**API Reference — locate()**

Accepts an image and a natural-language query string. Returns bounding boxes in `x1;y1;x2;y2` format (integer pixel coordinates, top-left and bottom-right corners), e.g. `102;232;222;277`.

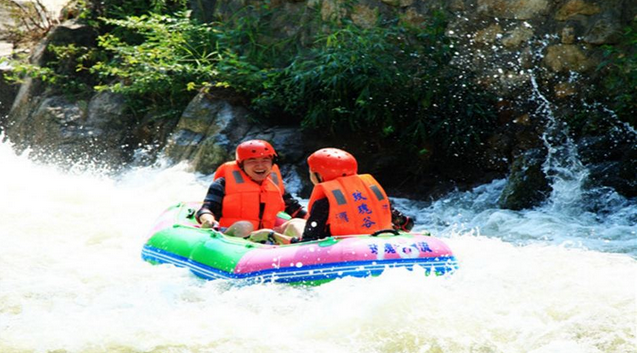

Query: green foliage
3;0;193;110
92;12;220;117
209;3;316;96
7;44;103;97
88;3;301;119
87;2;310;119
209;5;296;95
216;5;283;65
80;6;496;160
7;1;497;166
253;15;497;157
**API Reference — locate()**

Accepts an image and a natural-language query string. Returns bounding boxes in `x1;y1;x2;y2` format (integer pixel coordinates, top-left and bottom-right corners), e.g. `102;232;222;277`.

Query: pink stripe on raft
234;234;453;274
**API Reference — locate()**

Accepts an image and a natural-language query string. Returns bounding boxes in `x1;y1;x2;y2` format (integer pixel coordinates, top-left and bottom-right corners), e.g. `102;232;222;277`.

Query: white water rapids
0;137;635;353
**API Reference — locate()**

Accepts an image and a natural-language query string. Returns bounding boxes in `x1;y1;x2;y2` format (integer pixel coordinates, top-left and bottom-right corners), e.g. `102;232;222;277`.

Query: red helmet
307;148;358;182
235;140;277;163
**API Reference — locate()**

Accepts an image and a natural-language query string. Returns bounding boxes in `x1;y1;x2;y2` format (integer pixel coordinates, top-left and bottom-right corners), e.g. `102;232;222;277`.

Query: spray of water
401;71;637;256
527;76;588;216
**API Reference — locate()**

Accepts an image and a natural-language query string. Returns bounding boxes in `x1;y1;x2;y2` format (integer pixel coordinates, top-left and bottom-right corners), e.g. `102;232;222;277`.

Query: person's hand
401;216;415;232
200;214;218;229
391;209;415;232
248;229;275;243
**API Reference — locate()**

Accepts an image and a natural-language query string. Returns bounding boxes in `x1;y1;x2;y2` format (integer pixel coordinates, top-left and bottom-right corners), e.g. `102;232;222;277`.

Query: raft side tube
142;243;458;284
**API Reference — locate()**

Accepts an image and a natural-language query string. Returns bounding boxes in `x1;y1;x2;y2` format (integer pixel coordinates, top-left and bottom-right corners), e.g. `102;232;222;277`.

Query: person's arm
300;198;330;242
196;178;225;228
390;204;415;231
283;192;307;219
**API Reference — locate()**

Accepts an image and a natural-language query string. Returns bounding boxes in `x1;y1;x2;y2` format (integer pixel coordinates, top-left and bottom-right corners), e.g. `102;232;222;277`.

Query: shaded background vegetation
2;0;635;197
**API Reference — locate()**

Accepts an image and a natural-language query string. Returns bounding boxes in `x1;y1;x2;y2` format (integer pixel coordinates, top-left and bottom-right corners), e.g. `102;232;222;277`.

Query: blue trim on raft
142;244;459;283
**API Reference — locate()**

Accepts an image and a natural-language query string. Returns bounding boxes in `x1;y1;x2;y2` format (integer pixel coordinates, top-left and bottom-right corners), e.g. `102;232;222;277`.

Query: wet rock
164;91;249;173
321;0;347;22
583;15;622;44
555;0;601;21
0;68;18;126
502;25;534;48
492;70;532;95
164;90;305;175
577;134;637;198
543;44;595;72
474;24;503;45
586;161;636;198
477;0;550;20
5;91;134;166
554;82;578;99
44;19;96;48
498;148;551;210
401;8;425;27
560;26;577;44
351;5;378;28
5;19;99;143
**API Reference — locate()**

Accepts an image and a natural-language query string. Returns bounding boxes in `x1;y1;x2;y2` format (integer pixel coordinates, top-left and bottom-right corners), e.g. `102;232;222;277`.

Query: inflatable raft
142;202;458;285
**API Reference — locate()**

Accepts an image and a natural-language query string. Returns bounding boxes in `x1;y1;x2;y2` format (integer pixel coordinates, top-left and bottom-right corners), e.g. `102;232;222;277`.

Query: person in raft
249;147;414;244
196;139;306;238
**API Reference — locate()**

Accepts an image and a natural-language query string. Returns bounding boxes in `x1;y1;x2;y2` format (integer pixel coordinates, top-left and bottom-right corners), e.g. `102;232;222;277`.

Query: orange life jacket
307;174;392;236
215;162;285;229
214;161;285;193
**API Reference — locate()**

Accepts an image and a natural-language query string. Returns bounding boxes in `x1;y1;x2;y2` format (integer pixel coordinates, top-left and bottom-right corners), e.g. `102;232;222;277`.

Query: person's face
242;157;273;183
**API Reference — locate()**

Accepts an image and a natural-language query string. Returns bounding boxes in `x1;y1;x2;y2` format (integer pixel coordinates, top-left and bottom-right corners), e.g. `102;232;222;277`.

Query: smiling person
195;140;306;238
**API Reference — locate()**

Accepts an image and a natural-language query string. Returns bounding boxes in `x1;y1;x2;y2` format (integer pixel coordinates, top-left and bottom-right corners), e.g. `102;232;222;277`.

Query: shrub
252;15;497;158
7;43;101;97
91;12;219;118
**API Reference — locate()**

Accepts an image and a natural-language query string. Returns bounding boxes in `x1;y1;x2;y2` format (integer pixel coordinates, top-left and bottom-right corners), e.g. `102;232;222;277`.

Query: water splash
404;74;637;256
531;75;590;215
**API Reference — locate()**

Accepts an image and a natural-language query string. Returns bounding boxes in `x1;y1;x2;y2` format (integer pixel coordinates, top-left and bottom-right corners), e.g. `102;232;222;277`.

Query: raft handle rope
370;228;401;237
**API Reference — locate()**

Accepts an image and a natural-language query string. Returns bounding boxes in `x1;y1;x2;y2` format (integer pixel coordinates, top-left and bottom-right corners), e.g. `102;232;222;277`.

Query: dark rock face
4;91;137;167
164;91;306;176
0;69;17;126
578;133;637;198
498;148;551;210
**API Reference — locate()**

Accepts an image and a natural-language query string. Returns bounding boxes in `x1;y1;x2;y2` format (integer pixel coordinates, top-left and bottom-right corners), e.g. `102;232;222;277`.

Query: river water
0;134;635;353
